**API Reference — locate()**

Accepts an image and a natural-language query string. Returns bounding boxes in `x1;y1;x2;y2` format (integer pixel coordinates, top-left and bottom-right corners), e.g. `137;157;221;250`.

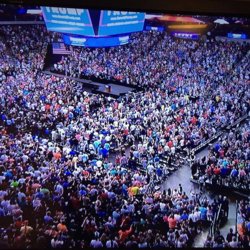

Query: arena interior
0;3;249;249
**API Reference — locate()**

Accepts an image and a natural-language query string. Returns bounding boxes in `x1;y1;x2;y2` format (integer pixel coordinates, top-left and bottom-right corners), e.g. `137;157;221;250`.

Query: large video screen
41;6;95;36
41;7;145;37
63;34;130;47
98;10;145;36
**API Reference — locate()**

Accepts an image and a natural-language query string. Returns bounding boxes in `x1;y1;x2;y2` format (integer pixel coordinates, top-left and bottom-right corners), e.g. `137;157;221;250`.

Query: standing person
204;236;214;248
190;152;196;166
168;154;172;168
226;228;236;243
198;175;205;194
214;230;225;248
191;160;198;179
167;188;172;197
106;237;118;248
222;196;229;219
178;184;183;195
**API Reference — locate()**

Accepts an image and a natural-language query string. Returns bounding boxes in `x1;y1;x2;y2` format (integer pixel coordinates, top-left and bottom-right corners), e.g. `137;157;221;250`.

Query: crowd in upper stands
206;122;249;189
53;31;249;88
0;24;249;248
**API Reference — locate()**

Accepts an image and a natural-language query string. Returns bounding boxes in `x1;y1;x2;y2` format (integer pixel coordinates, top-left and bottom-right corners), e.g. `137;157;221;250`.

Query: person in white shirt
193;208;201;223
51;236;64;248
229;237;238;248
106;239;118;248
55;183;64;196
90;237;103;248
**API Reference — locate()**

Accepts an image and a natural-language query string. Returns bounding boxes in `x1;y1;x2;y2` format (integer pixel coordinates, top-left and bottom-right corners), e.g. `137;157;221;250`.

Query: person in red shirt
191;116;198;125
168;214;177;229
213;166;221;175
167;141;173;148
45;104;50;112
53;152;61;160
118;225;133;244
219;148;225;158
124;128;129;136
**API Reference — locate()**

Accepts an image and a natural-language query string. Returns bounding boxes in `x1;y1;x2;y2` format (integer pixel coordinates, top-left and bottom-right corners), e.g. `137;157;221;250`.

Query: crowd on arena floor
0;24;249;248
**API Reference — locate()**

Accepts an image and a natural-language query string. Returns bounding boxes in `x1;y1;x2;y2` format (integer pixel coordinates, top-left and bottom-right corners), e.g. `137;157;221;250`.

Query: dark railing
208;203;222;238
235;200;239;241
191;112;249;155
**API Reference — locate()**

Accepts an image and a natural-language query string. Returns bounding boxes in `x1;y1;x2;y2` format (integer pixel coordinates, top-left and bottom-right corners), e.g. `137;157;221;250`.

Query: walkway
160;143;238;247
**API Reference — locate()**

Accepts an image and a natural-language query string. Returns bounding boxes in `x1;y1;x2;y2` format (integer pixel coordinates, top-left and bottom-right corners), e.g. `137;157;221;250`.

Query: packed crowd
52;31;250;155
209;122;249;189
52;31;249;88
0;24;249;248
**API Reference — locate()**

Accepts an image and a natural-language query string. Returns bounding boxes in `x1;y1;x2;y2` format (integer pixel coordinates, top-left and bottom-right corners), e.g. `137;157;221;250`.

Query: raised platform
92;82;135;98
43;71;136;98
190;177;249;198
205;181;249;198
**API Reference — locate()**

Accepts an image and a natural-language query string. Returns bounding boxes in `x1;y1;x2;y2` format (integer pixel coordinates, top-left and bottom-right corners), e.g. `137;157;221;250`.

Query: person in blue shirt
156;167;163;180
171;103;177;111
101;138;106;147
82;153;88;163
69;150;77;156
64;169;72;176
154;155;160;167
62;180;70;189
180;211;189;221
44;211;53;224
94;140;101;150
102;147;109;159
122;183;128;197
98;146;103;159
214;143;221;153
79;188;87;197
0;206;5;217
90;159;97;167
1;114;7;121
110;169;117;176
230;168;238;179
222;159;228;168
104;142;110;152
133;150;140;159
4;170;13;180
35;190;44;200
44;128;51;137
40;95;46;102
199;205;208;221
220;166;228;180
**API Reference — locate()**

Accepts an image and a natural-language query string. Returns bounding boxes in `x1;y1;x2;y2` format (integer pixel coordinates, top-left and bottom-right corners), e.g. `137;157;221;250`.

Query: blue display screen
98;10;145;36
41;7;95;36
145;26;165;32
227;33;247;39
172;32;200;40
63;34;130;47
